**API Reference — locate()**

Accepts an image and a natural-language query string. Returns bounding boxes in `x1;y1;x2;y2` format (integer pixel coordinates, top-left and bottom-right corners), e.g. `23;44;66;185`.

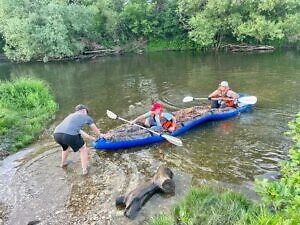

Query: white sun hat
220;81;229;87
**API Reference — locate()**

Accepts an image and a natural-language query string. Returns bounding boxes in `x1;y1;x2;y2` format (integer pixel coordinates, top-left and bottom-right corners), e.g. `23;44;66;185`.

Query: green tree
178;0;300;48
281;12;300;44
178;0;243;48
119;0;156;39
0;0;94;62
81;0;122;45
233;0;300;43
151;0;186;39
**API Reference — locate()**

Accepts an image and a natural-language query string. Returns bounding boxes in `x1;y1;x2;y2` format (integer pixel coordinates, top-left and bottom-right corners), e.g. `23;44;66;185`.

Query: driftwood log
116;166;175;219
225;44;275;52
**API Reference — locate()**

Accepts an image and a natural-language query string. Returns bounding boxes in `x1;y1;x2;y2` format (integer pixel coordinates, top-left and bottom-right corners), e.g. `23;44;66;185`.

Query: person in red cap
132;102;176;132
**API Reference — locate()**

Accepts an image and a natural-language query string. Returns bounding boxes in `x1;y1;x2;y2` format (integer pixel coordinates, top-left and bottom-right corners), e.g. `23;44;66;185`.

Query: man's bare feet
82;168;88;176
60;163;68;168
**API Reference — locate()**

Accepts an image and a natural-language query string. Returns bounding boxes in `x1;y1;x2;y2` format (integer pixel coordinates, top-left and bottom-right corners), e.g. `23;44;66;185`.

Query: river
0;50;299;225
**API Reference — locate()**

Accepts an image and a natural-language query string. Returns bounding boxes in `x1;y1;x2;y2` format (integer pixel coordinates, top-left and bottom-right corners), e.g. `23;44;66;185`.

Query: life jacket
151;112;175;130
216;87;235;107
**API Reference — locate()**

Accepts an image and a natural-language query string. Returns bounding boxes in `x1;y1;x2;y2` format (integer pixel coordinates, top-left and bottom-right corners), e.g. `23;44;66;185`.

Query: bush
0;77;58;152
255;112;300;215
146;37;197;52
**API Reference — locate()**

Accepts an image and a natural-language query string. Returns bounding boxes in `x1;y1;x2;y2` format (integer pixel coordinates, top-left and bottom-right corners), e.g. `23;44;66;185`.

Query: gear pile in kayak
93;100;253;150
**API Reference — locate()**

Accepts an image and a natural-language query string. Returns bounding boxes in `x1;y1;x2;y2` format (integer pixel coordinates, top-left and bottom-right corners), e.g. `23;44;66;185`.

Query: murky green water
1;50;299;187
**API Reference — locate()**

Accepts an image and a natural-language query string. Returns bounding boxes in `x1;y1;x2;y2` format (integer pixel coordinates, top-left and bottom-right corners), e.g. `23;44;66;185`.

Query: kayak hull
93;96;253;150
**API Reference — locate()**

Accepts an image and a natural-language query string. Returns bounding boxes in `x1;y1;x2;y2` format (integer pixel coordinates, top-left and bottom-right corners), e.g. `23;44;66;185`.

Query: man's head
151;102;161;113
75;104;89;114
219;81;229;91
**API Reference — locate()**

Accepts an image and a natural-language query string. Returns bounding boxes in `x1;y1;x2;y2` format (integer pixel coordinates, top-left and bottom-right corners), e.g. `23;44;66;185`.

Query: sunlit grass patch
0;77;58;152
147;213;175;225
147;186;299;225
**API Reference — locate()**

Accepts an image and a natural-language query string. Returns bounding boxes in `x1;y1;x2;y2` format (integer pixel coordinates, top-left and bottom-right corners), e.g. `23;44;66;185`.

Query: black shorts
53;133;85;152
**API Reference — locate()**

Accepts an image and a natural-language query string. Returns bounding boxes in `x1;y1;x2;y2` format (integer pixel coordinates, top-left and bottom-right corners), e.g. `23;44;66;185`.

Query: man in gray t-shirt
54;113;94;135
53;104;107;175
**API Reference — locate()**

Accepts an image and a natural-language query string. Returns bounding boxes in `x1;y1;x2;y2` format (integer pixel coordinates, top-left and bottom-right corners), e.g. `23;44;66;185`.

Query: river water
0;51;299;224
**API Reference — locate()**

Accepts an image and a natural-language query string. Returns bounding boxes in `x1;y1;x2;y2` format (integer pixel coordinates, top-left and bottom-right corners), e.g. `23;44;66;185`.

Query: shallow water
0;50;299;224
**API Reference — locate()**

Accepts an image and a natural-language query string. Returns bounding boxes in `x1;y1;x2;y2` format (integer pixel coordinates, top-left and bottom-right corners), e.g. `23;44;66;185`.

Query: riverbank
0;41;278;64
148;112;300;225
0;135;193;225
0;78;57;159
0;54;9;63
147;186;285;225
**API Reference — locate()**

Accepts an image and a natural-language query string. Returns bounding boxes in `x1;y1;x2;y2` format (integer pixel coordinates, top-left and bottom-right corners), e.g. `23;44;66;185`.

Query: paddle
183;96;208;102
106;110;183;147
183;96;257;105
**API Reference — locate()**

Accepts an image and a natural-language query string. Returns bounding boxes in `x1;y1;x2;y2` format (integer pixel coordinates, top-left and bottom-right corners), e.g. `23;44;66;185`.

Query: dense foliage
0;78;58;152
178;0;300;48
0;0;299;61
255;111;300;216
0;0;94;62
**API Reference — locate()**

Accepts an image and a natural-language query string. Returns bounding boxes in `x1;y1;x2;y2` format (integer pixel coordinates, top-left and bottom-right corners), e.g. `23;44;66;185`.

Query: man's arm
227;90;239;99
132;113;147;124
208;89;219;98
80;129;96;141
170;115;177;132
90;123;110;139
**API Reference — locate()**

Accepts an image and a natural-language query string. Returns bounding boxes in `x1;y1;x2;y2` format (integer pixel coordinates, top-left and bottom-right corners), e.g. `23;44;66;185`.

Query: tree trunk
116;166;175;219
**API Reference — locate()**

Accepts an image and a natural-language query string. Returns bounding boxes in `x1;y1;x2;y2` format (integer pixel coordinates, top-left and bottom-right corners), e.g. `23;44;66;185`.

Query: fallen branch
225;44;275;52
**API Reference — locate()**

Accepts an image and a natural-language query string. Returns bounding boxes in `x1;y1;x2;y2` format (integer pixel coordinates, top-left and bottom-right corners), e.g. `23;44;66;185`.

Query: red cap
151;102;161;111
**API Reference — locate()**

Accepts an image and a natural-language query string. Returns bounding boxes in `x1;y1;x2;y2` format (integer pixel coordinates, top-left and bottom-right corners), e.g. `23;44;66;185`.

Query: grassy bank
148;112;300;225
0;78;58;154
145;38;198;52
147;186;298;225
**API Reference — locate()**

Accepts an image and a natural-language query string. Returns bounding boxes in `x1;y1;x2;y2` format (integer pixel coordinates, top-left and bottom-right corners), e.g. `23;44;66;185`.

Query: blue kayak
93;95;254;150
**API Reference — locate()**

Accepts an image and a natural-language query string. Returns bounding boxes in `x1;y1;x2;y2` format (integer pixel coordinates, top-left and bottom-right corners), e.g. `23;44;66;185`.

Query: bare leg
80;144;89;175
61;148;70;167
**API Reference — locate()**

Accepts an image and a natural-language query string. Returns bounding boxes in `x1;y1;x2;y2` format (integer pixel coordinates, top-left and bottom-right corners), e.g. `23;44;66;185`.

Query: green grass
147;186;300;225
145;38;198;52
0;77;58;152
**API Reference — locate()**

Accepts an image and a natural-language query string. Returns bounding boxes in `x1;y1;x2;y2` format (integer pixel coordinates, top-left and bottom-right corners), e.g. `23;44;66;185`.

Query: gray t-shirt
54;113;94;135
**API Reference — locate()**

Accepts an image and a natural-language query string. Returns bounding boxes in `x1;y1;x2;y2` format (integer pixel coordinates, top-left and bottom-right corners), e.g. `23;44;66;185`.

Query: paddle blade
238;96;257;105
161;134;183;146
106;110;118;119
183;96;194;103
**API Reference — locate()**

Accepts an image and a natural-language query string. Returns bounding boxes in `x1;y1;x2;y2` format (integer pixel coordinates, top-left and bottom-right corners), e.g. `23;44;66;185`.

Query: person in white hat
208;81;239;109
